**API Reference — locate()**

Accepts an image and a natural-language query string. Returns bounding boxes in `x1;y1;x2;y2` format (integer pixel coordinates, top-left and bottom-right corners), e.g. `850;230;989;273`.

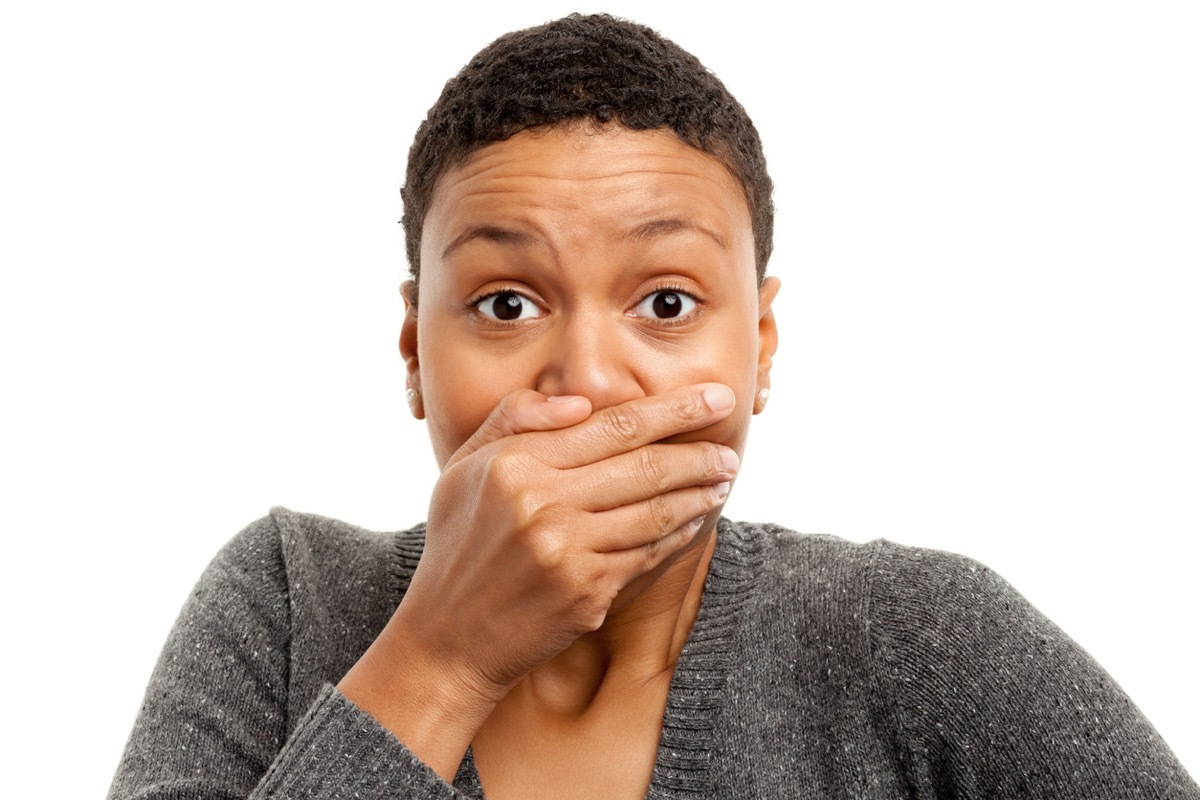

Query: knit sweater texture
109;508;1198;798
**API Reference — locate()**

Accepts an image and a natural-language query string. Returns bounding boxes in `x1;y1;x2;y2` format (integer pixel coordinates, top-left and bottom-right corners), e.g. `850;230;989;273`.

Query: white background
1;1;1196;795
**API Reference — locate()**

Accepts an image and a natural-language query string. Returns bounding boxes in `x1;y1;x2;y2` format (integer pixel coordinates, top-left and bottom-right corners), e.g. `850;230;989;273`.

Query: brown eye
475;291;542;322
633;290;697;320
654;292;682;318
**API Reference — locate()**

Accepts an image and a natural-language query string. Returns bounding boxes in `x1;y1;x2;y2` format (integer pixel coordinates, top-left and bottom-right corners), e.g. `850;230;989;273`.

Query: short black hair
401;13;774;296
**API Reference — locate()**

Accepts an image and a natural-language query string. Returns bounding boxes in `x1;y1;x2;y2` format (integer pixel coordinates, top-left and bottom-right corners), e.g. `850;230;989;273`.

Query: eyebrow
624;218;727;249
441;226;537;259
440;217;727;259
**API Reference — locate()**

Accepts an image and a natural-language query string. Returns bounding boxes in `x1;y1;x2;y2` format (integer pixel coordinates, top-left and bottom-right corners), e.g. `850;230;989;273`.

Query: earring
405;388;420;405
756;387;770;412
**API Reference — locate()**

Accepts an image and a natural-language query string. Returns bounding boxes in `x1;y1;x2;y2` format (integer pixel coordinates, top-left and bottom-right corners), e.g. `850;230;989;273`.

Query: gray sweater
109;508;1198;798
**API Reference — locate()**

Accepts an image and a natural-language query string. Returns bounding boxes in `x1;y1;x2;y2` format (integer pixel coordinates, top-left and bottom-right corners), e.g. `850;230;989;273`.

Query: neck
515;524;719;716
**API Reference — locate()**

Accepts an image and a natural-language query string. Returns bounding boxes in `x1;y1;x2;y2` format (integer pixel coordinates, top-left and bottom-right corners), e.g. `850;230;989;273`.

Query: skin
339;124;780;799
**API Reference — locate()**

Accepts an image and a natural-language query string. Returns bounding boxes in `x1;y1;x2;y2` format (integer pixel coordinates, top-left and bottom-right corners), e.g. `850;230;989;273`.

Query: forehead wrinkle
429;130;751;269
448;138;734;184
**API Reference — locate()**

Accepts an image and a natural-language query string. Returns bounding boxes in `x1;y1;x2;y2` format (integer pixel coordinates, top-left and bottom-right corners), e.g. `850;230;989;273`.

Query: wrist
338;605;501;781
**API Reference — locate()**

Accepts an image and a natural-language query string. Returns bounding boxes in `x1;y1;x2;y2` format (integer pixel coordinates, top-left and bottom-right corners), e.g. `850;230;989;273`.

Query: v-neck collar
440;518;765;798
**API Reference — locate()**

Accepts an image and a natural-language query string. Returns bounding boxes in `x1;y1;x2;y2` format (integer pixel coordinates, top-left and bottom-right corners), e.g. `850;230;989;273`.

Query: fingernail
702;385;735;414
713;481;731;500
719;448;740;475
547;395;585;405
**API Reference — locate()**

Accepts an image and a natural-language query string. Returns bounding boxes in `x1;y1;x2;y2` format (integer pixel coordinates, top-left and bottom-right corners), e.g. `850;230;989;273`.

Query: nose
533;311;644;411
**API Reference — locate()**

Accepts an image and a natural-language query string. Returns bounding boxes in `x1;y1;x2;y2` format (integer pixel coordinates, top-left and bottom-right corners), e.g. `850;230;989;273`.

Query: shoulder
262;507;425;589
859;538;1061;684
188;507;426;645
743;526;1059;696
727;523;1063;729
210;507;426;595
205;508;428;721
732;524;1198;795
866;537;1016;615
741;523;1020;640
746;522;992;595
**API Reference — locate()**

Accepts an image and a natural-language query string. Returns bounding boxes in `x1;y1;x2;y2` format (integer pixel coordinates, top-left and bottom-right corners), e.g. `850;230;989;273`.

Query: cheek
647;342;759;456
420;341;533;467
425;390;496;467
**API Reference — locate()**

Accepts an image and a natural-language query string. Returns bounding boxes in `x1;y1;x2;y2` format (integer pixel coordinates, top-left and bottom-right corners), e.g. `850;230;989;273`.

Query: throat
515;644;675;720
472;662;675;800
523;525;716;715
470;528;718;799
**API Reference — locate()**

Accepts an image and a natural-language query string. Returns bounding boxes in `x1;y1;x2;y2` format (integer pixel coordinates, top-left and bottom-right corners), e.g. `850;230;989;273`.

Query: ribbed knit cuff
252;684;464;799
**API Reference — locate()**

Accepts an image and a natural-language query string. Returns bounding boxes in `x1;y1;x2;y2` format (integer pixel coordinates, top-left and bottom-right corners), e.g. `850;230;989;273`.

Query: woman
109;14;1198;799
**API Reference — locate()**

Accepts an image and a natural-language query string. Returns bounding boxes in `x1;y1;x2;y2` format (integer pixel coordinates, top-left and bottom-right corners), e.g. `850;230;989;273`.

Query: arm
107;516;463;800
111;384;737;797
866;543;1199;798
338;384;739;780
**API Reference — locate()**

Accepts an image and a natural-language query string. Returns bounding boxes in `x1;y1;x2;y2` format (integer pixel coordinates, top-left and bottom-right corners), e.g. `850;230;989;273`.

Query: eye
473;290;543;322
631;289;698;320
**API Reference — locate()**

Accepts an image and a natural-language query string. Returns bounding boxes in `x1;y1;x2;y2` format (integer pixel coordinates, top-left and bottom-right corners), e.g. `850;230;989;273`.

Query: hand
339;383;739;778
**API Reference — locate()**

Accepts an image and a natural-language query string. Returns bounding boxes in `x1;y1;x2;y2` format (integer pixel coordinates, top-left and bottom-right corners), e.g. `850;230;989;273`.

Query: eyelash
465;284;703;325
465;286;541;326
637;283;702;326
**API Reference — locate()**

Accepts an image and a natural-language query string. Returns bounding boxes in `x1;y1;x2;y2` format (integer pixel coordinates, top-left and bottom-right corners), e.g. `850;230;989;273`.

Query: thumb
445;390;592;469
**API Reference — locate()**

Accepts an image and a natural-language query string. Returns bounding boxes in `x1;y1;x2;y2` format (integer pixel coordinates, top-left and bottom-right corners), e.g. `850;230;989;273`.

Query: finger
446;389;593;469
568;441;740;512
541;383;736;469
603;512;716;582
589;482;730;553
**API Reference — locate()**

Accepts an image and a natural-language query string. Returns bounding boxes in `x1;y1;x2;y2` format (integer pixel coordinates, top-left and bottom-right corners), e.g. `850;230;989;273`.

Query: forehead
421;126;754;263
438;124;738;187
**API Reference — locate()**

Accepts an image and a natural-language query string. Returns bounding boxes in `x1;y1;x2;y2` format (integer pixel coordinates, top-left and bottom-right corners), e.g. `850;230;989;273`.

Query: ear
753;277;781;415
399;280;424;420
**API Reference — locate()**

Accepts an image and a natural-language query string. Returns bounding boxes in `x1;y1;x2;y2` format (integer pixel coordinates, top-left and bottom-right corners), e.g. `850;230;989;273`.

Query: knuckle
510;485;547;527
642;535;664;566
645;493;674;538
638;447;669;493
480;397;520;441
528;527;569;572
492;400;519;435
669;392;707;424
596;406;642;449
565;562;597;599
573;571;617;630
703;443;724;479
482;449;525;493
578;605;608;633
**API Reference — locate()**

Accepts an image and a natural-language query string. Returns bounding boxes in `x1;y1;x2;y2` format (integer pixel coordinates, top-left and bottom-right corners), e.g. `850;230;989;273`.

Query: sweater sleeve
107;516;464;800
865;542;1199;799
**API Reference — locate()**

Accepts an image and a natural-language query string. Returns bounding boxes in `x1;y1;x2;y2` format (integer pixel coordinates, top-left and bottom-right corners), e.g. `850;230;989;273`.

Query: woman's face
404;125;779;468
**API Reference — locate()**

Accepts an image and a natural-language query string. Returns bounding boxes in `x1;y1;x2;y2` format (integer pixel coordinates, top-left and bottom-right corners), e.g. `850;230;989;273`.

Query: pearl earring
406;388;420;405
757;388;770;410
